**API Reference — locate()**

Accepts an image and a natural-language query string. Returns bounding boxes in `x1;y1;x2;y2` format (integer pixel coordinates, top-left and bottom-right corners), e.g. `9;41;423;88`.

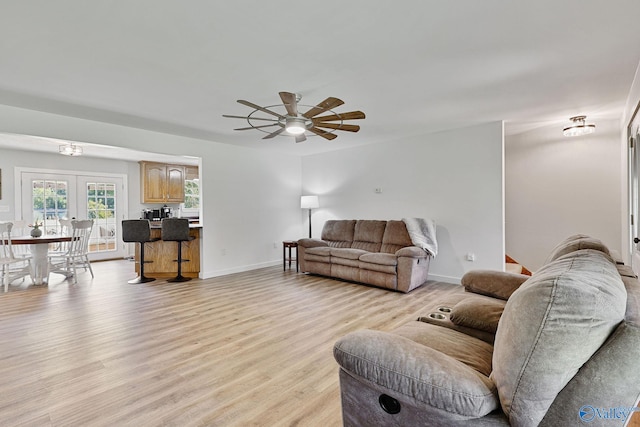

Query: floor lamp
300;195;319;238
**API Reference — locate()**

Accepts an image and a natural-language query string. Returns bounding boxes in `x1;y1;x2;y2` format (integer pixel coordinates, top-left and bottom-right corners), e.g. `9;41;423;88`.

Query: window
182;166;200;216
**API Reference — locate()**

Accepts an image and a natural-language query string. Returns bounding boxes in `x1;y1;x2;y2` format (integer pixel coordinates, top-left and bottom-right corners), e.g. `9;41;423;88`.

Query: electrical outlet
273;242;278;249
466;252;475;262
374;188;382;194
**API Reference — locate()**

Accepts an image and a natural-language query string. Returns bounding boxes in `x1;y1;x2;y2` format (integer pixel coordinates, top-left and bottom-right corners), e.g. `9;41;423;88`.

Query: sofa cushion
359;252;397;266
321;220;356;248
330;247;368;260
380;220;413;254
334;327;499;418
393;321;494;377
359;253;398;274
327;248;366;268
491;249;627;426
450;297;506;334
544;234;610;264
351;220;386;252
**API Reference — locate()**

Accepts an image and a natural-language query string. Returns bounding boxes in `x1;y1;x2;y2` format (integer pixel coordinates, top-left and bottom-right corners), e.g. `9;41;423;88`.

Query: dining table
8;235;73;285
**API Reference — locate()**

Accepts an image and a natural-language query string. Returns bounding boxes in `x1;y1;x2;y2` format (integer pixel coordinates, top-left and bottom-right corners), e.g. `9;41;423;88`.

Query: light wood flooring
0;260;464;427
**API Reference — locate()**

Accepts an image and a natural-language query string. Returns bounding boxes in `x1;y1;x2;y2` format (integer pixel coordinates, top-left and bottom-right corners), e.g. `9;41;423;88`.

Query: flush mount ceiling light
563;115;596;137
59;143;83;156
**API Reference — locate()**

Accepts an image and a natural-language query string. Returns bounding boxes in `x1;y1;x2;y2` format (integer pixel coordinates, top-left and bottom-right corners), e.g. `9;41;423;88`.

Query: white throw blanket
402;217;438;257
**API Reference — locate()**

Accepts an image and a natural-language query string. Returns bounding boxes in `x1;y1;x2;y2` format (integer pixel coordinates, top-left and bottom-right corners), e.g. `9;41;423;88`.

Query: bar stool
122;219;159;284
161;218;194;282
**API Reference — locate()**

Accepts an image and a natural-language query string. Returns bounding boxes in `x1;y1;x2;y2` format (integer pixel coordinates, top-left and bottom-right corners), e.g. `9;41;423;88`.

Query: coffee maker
141;205;172;221
161;205;172;219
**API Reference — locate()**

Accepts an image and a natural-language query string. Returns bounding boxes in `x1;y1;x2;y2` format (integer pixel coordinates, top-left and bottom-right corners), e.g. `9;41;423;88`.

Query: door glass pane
32;179;68;235
86;182;117;253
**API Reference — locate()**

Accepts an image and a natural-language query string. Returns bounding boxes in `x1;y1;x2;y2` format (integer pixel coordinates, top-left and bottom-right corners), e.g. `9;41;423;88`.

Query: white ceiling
0;1;639;158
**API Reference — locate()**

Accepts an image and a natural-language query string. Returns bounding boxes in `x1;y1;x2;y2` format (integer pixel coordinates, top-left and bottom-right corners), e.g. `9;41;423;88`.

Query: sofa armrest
297;238;328;249
333;330;498;418
461;270;530;301
449;297;506;334
395;246;428;258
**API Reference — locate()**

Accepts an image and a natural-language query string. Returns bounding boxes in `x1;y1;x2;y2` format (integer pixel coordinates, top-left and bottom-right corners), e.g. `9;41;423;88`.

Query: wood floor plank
0;260;465;426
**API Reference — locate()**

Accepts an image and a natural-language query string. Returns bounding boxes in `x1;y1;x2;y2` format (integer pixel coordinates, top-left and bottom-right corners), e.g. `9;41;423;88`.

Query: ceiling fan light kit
223;91;365;143
285;117;307;135
563;115;595;137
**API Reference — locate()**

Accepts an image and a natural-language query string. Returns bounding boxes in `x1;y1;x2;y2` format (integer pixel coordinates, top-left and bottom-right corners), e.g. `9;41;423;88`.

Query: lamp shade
300;195;319;209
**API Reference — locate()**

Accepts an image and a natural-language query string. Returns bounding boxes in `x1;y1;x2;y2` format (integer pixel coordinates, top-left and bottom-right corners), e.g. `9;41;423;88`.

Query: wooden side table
283;240;298;272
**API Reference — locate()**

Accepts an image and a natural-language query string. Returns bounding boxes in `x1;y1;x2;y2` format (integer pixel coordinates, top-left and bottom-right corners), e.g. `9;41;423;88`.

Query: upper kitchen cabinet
140;161;186;203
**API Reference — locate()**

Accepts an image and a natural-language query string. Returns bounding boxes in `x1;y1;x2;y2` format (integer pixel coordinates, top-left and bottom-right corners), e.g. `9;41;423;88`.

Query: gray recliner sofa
333;235;640;426
297;219;432;293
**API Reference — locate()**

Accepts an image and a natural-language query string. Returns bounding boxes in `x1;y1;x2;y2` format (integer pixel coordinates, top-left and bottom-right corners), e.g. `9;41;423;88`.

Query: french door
19;169;127;261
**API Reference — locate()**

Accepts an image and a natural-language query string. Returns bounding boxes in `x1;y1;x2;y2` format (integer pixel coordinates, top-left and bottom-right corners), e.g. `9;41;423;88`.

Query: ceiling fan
223;92;365;143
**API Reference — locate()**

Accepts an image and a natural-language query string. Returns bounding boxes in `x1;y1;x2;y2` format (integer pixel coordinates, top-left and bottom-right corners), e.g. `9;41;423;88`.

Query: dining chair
48;219;94;284
0;222;33;292
6;220;33;285
9;220;32;258
49;218;73;254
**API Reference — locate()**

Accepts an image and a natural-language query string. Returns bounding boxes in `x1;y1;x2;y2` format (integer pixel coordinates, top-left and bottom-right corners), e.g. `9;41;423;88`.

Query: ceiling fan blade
295;134;307;143
223;114;279;122
313;122;360;132
234;124;280;131
237;100;286;119
313;111;366;122
308;127;338;140
303;97;345;118
262;127;286;139
279;92;298;117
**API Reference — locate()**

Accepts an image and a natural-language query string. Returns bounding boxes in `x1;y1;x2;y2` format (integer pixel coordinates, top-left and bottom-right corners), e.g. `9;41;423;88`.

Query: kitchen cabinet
140;161;186;203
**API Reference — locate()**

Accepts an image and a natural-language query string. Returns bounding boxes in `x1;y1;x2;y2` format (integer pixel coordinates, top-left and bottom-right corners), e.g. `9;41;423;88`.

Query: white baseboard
427;273;462;285
202;263;462;285
201;260;280;279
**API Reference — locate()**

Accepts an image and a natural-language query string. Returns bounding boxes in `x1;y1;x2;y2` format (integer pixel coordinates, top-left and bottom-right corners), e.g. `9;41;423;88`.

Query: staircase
505;255;532;276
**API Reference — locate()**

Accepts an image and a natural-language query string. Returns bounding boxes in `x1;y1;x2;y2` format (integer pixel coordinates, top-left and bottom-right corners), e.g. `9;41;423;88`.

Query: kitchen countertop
148;221;202;229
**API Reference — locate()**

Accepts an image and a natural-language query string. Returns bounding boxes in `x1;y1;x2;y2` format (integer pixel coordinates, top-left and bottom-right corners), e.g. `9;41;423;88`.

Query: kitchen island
135;222;202;279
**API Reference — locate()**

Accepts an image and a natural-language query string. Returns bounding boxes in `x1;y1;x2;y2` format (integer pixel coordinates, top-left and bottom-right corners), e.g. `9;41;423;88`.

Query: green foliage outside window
184;179;200;209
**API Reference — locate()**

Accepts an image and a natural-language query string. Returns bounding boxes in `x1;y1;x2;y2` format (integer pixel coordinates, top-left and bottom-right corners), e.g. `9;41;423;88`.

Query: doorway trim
14;166;129;260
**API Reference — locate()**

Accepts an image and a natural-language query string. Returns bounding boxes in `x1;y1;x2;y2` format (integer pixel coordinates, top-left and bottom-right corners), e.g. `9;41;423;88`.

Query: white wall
0;104;304;278
505;119;623;271
301;122;505;283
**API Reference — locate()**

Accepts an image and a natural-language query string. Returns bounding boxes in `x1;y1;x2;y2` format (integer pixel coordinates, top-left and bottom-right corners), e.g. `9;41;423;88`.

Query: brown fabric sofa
333;235;640;426
297;219;432;293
